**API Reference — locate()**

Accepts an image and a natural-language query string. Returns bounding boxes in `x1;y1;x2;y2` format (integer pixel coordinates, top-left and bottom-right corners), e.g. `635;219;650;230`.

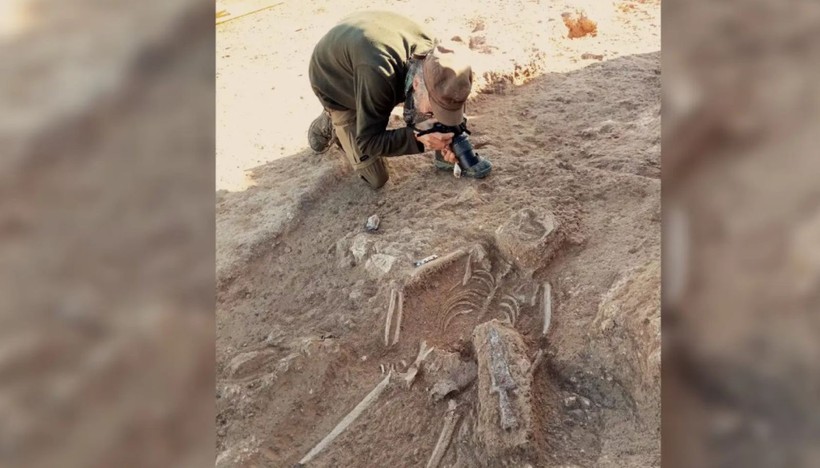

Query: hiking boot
434;150;493;178
308;112;336;153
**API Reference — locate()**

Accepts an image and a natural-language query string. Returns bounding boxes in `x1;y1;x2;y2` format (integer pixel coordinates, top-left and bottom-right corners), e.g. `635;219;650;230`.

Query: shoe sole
434;160;492;178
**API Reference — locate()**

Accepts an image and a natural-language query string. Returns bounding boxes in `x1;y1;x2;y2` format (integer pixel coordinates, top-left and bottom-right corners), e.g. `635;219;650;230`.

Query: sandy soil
216;1;660;466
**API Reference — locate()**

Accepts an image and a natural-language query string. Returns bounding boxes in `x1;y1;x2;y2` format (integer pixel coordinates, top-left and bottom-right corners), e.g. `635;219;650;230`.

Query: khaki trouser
327;109;390;189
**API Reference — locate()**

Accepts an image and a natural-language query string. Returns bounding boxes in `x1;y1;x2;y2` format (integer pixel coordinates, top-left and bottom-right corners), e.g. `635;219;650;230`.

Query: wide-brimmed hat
422;42;472;126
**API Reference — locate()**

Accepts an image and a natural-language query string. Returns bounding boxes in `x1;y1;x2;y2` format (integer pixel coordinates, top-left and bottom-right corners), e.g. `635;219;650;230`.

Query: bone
443;309;474;332
392;290;404;345
385;288;397;346
542;282;552;336
407;249;467;287
462;255;473;286
426;400;460;468
299;371;393;464
500;309;512;324
443;288;483;310
471;269;495;291
530;349;545;377
403;341;434;388
500;302;516;326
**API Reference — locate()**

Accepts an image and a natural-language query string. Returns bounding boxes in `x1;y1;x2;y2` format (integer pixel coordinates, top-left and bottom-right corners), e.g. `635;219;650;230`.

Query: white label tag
453;163;462;178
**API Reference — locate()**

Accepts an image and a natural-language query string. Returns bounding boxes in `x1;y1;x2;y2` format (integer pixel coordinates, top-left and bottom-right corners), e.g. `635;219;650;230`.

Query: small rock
366;214;380;232
581;52;604;61
563;395;580;409
349;289;363;300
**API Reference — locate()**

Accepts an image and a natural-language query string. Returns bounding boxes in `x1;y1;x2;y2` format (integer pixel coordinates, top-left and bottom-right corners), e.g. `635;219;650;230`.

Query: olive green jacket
308;11;433;156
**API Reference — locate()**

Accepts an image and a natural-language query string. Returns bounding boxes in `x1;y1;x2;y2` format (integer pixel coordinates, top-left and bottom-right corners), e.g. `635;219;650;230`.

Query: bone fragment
530;349;545;378
392;289;404;345
462;255;473;286
500;302;517;326
404;340;434;388
385;288;397;346
299;372;393;464
542;282;552;336
408;249;467;287
425;400;460;468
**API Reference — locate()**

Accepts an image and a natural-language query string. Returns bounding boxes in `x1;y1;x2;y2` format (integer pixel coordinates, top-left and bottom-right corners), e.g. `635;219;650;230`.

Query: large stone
423;348;478;402
494;209;564;274
472;320;534;457
365;254;397;278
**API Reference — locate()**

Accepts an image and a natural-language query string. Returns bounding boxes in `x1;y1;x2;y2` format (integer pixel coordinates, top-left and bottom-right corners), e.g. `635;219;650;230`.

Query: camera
414;121;481;170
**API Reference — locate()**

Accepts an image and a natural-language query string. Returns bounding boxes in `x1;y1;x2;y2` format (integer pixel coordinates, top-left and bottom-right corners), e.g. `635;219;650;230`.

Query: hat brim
431;102;464;127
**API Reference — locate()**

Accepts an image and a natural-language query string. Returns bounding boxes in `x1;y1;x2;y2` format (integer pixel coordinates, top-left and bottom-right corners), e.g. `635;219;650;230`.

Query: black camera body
414;121;481;169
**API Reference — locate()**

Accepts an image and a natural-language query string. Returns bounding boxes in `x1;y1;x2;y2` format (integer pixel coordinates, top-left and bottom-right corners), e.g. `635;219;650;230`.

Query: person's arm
354;65;425;156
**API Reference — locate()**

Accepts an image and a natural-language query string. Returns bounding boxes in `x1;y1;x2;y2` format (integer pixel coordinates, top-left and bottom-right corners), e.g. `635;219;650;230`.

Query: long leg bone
392;290;404;345
384;288;397;346
299;371;393;464
425;400;460;468
542;282;552;336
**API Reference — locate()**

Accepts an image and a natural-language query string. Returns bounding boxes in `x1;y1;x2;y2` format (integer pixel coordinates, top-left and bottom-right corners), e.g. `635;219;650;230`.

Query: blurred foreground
0;1;214;467
663;0;820;466
0;0;818;466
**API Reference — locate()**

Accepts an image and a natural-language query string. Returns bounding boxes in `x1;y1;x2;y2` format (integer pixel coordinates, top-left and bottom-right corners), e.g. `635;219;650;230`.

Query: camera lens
452;133;481;168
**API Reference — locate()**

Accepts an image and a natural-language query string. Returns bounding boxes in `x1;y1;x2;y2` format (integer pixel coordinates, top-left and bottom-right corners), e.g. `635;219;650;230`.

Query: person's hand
441;146;458;164
415;131;453;152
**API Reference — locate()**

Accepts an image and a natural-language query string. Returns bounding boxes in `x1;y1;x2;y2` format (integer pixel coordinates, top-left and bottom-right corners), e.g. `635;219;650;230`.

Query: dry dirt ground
216;1;660;467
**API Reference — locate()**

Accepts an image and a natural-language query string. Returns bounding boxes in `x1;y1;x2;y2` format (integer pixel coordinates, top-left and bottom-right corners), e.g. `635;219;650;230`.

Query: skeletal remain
403;340;435;388
380;364;385;374
462;253;473;286
530;349;545;378
488;328;519;430
443;309;474;332
500;302;517;326
426;399;460;468
384;288;397;346
408;249;467;286
500;295;520;324
299;371;393;464
471;269;495;291
530;283;539;307
442;288;483;310
392;290;404;345
542;282;552;336
500;308;512;325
